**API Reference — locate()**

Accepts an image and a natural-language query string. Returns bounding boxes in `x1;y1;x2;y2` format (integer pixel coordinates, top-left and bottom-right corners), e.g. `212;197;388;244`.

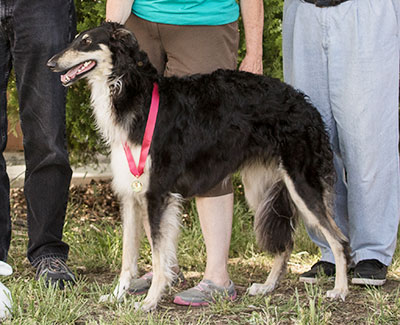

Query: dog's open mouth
60;60;96;86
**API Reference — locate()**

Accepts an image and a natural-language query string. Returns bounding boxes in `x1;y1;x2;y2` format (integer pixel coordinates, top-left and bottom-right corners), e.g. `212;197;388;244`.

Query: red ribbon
123;83;159;178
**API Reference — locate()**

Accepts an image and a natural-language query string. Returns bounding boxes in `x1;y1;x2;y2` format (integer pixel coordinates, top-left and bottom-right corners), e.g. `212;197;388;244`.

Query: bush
65;0;108;165
6;0;283;165
239;0;283;79
262;0;284;79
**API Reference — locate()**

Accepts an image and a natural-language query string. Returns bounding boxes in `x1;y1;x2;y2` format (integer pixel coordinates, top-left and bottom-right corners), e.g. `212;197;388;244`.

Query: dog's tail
254;180;298;254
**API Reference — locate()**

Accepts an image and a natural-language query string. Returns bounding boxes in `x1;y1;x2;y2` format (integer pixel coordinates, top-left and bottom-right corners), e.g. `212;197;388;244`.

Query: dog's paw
99;294;115;303
247;283;276;296
326;288;347;301
134;300;157;312
99;291;126;303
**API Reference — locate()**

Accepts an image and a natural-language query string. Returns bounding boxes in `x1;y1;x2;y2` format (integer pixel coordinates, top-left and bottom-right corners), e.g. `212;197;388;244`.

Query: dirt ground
9;181;400;324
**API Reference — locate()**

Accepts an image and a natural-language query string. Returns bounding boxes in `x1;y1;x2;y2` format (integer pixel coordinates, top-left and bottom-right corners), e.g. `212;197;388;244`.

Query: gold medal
131;179;143;192
123;83;159;195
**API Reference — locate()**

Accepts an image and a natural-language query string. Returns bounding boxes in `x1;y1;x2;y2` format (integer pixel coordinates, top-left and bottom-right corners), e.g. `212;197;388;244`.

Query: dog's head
47;22;146;87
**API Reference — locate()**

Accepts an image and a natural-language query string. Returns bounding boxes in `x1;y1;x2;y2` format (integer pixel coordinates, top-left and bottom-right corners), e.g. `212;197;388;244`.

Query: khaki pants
125;14;239;196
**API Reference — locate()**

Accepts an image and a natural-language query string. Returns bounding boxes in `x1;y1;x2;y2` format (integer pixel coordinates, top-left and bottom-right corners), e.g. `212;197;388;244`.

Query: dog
48;22;350;311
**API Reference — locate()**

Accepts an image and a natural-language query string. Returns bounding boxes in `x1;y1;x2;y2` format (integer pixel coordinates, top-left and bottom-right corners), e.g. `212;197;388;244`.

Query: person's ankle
203;274;230;288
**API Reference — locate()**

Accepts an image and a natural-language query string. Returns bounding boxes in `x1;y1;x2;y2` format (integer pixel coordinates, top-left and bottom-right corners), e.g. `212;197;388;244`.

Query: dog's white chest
110;143;151;196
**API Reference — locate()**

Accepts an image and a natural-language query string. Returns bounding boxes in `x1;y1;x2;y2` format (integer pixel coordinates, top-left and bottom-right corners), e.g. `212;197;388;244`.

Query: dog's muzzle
303;0;349;7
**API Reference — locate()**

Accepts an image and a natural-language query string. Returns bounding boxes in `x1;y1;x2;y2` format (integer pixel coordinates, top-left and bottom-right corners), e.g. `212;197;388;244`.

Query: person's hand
239;0;264;75
239;54;263;75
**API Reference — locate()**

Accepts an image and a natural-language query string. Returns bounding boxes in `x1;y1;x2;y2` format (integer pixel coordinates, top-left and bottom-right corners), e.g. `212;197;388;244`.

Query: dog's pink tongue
61;65;81;84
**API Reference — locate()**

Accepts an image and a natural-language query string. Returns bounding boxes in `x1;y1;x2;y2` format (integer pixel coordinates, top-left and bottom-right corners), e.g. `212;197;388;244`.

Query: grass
2;179;400;324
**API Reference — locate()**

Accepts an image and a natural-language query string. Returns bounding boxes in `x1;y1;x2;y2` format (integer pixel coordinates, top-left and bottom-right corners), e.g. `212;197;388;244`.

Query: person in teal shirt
106;0;264;306
132;0;239;25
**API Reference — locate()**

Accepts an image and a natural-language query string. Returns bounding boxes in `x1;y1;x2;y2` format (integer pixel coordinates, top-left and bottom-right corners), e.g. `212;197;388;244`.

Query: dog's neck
88;73;154;147
88;75;128;145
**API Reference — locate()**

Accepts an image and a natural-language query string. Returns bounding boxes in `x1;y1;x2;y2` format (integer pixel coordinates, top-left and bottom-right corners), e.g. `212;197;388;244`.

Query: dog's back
144;69;333;199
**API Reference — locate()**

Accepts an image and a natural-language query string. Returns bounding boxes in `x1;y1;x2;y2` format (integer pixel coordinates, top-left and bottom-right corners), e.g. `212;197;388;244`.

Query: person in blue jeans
283;0;400;285
106;0;264;306
0;0;77;307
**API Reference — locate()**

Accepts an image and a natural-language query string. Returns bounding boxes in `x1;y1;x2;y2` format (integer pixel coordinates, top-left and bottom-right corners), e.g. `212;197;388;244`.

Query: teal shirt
132;0;239;26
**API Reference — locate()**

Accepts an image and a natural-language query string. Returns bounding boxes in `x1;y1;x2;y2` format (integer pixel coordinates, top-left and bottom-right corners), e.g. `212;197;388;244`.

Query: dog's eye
81;38;92;45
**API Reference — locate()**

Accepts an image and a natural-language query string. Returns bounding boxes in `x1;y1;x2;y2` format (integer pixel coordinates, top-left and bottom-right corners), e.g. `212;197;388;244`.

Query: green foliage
262;0;284;79
6;0;283;164
239;0;283;79
6;72;19;137
65;0;108;165
75;0;106;32
65;83;108;166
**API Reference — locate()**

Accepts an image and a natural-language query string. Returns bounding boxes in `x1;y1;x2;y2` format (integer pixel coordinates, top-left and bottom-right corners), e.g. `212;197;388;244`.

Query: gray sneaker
128;271;186;295
35;257;76;290
173;279;237;306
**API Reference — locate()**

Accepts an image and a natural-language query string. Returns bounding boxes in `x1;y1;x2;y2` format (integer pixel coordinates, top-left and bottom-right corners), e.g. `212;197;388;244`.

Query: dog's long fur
48;22;350;310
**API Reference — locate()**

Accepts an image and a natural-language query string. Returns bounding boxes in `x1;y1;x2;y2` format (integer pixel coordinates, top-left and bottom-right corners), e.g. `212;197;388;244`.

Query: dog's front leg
135;246;168;312
135;193;181;312
100;195;143;302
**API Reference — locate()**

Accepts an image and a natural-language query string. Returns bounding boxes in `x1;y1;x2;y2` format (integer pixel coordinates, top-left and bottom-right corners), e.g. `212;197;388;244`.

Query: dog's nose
46;56;58;70
46;59;56;69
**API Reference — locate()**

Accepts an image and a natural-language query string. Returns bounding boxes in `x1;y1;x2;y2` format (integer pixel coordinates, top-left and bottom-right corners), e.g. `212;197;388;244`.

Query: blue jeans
0;0;76;266
283;0;400;266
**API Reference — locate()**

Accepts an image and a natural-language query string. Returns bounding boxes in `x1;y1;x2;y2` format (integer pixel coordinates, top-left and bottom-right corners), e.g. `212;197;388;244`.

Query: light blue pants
283;0;400;266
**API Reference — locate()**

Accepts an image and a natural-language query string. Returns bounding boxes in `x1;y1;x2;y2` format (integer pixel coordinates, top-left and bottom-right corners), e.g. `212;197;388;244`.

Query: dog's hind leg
100;195;144;302
248;248;292;295
280;168;349;301
242;160;297;295
137;193;181;311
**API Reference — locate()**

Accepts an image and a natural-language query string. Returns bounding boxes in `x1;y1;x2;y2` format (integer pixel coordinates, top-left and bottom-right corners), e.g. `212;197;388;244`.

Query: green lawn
3;180;400;324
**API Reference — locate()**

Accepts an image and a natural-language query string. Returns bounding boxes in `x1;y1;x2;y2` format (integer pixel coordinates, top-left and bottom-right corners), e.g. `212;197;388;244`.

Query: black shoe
299;261;336;284
351;259;387;286
35;257;76;290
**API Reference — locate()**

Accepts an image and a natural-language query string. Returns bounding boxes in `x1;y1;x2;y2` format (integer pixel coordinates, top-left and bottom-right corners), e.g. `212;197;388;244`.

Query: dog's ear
111;27;138;45
112;27;132;40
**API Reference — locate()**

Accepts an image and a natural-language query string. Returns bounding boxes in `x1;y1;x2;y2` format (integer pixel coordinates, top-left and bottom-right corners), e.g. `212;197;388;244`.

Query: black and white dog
48;22;349;311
